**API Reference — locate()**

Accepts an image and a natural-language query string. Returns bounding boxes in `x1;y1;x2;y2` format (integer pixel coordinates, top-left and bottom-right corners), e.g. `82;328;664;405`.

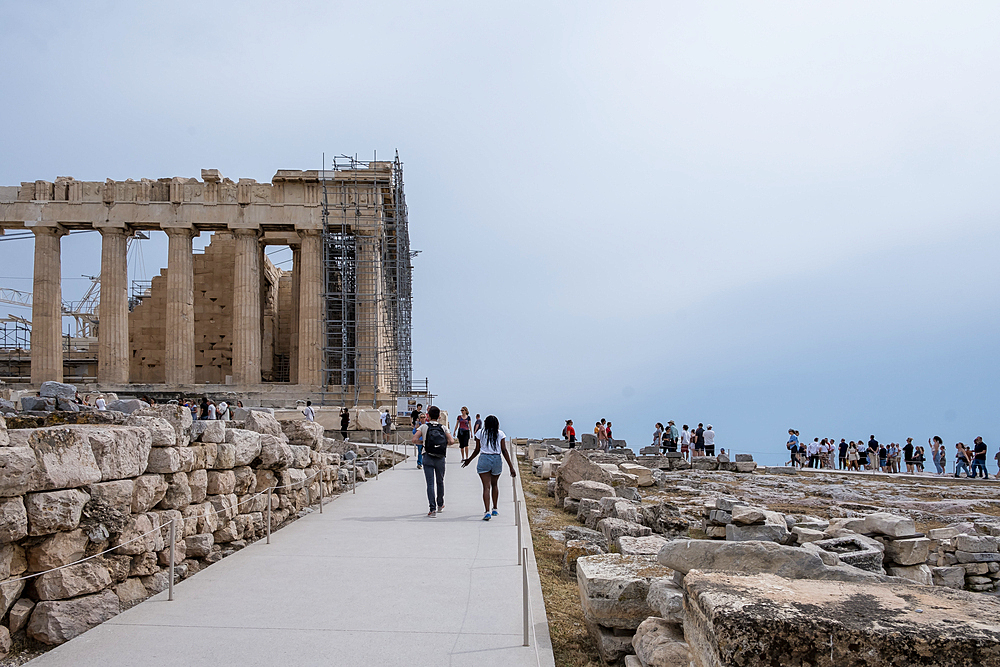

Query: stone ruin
526;443;1000;665
0;401;399;658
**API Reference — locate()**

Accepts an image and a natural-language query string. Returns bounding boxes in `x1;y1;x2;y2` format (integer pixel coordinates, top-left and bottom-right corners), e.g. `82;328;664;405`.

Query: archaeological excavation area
523;440;1000;666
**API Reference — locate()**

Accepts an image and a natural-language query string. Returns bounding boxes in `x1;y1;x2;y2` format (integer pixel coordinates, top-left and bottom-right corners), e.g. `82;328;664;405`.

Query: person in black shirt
838;439;849;470
694;423;705;457
410;403;423;427
903;438;915;474
971;437;989;479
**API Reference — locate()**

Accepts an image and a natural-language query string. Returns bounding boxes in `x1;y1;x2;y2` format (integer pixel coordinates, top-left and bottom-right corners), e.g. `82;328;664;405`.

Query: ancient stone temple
0;158;412;405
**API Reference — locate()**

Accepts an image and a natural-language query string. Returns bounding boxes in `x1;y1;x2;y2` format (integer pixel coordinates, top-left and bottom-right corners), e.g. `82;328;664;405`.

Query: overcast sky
2;2;998;464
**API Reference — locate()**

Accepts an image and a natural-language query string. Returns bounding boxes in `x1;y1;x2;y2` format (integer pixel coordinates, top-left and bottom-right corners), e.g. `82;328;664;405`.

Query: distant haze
1;2;997;465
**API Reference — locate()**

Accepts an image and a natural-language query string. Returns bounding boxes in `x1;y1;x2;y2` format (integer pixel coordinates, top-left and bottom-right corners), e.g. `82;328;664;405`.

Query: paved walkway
29;448;554;667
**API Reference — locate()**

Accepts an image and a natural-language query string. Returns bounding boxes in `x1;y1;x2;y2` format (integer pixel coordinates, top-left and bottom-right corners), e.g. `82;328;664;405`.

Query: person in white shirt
462;415;517;521
95;396;107;411
703;425;716;456
207;401;217;420
217;401;230;421
302;400;315;422
680;426;691;461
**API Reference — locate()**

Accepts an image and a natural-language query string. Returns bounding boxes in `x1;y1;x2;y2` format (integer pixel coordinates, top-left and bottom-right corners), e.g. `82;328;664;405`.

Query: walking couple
412;408;516;520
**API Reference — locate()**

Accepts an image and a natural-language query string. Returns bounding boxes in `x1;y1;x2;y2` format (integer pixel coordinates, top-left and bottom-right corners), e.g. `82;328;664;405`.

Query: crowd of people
784;430;997;479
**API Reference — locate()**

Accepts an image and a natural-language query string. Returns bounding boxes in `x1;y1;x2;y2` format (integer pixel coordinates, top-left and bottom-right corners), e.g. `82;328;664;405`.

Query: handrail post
266;487;272;544
376;448;380;480
353;461;356;494
168;518;176;601
517;500;522;565
522;547;529;647
306;476;312;507
319;472;324;513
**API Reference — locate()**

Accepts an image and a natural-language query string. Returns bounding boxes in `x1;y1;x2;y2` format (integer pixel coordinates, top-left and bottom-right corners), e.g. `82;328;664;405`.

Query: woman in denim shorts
462;415;517;521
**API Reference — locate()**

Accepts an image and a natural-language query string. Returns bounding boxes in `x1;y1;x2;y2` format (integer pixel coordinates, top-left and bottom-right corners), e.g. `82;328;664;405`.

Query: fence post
353;462;356;494
517;500;522;564
168;518;176;601
522;547;529;647
319;472;324;513
266;487;272;544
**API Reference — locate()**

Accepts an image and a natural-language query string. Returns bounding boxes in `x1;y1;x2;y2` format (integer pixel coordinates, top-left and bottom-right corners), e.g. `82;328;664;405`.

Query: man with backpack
412;405;455;517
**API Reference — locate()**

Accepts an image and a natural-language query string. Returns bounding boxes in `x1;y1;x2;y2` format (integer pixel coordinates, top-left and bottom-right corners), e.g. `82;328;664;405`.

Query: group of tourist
785;430;997;478
558;417;622;452
409;404;516;521
181;397;240;421
651;422;716;460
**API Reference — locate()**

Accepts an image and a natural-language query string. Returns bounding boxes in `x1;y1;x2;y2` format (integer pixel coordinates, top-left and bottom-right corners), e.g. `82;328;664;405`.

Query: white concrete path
28;447;554;667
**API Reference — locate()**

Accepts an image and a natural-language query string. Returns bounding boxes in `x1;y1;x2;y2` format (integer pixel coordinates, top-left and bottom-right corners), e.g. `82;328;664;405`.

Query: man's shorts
477;453;503;475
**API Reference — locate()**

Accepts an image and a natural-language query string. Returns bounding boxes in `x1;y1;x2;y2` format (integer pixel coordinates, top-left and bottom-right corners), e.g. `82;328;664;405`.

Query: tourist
217;401;230;420
340;407;350;440
903;438;915;474
914;445;926;473
680;425;691;460
595;421;607;451
847;441;859;470
563;419;576;447
413;413;425;469
694;423;705;457
796;440;807;468
955;443;972;478
971;437;989;479
236;400;244;408
381;409;392;436
807;438;820;468
703;425;715;456
412;405;454;517
302;400;315;422
665;421;679;453
207;400;217;420
95;395;107;411
453;406;472;461
410;403;423;428
786;429;799;466
930;436;945;474
474;413;482;435
838;438;848;470
606;422;614;448
886;442;899;473
653;423;664;451
198;397;210;420
994;448;1000;476
878;443;888;472
462;414;516;521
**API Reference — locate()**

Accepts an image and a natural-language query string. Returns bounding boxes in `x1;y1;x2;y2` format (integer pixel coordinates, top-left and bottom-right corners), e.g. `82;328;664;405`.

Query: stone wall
0;407;342;652
129;234;286;384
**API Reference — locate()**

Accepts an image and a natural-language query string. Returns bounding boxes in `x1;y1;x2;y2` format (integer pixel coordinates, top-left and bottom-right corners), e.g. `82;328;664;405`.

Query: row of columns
29;226;325;388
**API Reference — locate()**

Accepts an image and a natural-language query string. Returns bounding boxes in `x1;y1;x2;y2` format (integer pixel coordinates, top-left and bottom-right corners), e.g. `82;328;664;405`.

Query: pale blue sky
1;2;997;463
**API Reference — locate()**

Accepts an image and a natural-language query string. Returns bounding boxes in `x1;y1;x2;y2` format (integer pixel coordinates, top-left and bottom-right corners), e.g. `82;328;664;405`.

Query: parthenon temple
0;158;413;406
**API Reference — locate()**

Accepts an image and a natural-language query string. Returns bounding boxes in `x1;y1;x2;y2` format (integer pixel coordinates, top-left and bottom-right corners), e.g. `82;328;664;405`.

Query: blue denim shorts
477;453;503;475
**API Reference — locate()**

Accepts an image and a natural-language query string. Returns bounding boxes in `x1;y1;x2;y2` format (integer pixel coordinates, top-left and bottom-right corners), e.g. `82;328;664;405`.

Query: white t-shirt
475;428;506;455
207;404;216;420
218;403;230;420
303;406;315;422
703;429;715;447
95;397;106;411
680;430;690;445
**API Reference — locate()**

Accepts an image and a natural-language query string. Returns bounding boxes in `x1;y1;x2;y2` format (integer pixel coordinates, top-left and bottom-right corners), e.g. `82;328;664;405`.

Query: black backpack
424;423;448;458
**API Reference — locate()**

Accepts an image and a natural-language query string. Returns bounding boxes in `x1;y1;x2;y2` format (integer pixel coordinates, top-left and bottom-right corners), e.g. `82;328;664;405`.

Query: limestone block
27;589;120;645
725;523;789;544
0;577;24;617
279;468;306;491
200;443;218;469
26;429;103;491
646;578;685;624
539;460;560;479
0;496;27;542
131;474;168;513
933;566;967;589
106;399;148;414
123;415;175;446
617;535;668;557
583;616;634;664
187;469;208;504
281;420;324;448
20;397;55;412
731;506;765;526
690;458;718;471
157;472;192;510
190;420;225;444
177;447;196;472
28;529;88;571
0;417;8;449
632;617;690;667
40;381;77;400
233;466;256;495
114;577;148;605
0;446;37;497
735;461;757;473
129;552;158;577
132;405;192;447
157;538;186;566
254;469;277;493
8;598;34;634
225;429;262;466
928;527;962;541
146;447;182;474
113;514;158;555
956;550;1000;563
599;518;652;545
258;436;294;470
35;561;112;600
555;449;615;502
576;553;669;629
863;512;916;538
564;540;604;575
185;533;214;558
955;535;999;553
140;570;170;595
0;544;26;580
25;489;90;536
214;442;237;469
289;445;311;469
208;494;238;521
244;411;283;437
887;564;933;585
568;480;616;502
792;526;826;544
884;537;931;566
206;470;236;495
618;462;655;487
104;554;131;583
213;521;238;543
713;498;744;512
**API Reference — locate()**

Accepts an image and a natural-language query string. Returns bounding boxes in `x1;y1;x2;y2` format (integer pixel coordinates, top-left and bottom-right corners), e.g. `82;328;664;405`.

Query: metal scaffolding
320;152;413;407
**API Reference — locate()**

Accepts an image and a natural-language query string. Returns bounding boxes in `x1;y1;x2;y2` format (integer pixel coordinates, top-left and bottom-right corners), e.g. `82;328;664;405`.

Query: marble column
30;226;66;385
232;229;262;385
297;231;323;387
164;228;196;385
288;246;300;385
98;227;129;385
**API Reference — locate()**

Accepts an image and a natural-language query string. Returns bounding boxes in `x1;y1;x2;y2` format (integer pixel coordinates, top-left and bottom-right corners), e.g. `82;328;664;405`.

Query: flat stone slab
576;553;671;630
683;571;1000;667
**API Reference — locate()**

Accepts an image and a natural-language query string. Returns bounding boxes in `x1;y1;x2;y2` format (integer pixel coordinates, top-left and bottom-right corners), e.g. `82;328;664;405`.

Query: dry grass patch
518;459;604;667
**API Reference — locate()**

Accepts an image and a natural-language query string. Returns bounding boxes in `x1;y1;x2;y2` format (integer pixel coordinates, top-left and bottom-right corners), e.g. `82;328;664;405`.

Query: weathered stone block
28;529;88;571
27;429;104;491
244;410;283;437
730;506;764;525
39;381;77;400
956;534;999;554
123;415;175;446
632;616;690;667
646;578;685;625
725;522;789;544
884;537;931;566
568;480;616;502
106;399;147;414
187;469;208;504
35;561;112;600
887;563;933;585
157;472;192;510
8;598;34;634
0;496;27;542
863;511;916;538
555;449;615;502
258;436;294;470
792;526;826;544
114;577;148;605
190;420;225;444
577;553;669;629
0;446;37;497
27;589;120;645
25;489;90;536
956;550;1000;563
132;404;191;446
617;535;668;557
146;447;182;474
131;474;168;513
74;426;151;480
185;533;214;558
